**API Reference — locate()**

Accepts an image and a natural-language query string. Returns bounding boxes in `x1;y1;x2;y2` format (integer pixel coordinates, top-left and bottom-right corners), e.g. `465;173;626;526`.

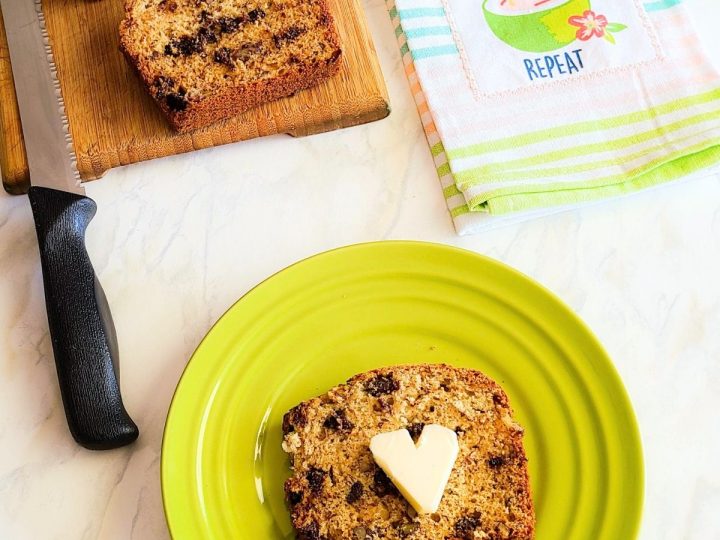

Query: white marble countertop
1;1;719;538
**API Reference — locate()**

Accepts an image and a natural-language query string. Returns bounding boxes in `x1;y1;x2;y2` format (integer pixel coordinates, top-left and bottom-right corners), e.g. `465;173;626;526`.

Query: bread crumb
282;432;301;454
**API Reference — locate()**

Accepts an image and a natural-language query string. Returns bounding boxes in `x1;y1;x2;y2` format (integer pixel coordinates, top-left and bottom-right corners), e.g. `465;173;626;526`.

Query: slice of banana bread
282;364;535;540
119;0;342;132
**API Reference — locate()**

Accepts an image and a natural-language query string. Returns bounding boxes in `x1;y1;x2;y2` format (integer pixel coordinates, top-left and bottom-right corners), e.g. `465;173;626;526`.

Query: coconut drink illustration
483;0;592;53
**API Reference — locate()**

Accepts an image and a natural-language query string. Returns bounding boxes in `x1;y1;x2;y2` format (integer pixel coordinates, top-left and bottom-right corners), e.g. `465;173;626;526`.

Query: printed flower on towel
568;10;627;44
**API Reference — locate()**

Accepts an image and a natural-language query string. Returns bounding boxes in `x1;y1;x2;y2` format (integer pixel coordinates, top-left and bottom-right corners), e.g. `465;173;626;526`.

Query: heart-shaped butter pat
370;424;459;514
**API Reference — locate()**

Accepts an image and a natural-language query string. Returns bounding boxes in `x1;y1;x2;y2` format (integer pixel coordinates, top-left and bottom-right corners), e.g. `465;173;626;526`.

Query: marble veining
1;1;719;538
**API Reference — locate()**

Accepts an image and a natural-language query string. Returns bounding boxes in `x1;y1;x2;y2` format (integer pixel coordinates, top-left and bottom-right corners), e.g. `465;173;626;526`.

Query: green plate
161;241;643;539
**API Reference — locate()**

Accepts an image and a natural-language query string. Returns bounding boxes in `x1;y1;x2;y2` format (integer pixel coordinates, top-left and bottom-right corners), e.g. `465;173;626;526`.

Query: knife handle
28;186;139;450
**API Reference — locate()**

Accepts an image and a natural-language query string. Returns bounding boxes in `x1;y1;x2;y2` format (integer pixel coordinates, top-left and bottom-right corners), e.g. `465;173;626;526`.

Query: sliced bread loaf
282;364;536;540
120;0;342;132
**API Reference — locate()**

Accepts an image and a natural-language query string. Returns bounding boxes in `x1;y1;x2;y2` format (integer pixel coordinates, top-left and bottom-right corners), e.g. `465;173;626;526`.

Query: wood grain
1;0;389;194
0;8;29;194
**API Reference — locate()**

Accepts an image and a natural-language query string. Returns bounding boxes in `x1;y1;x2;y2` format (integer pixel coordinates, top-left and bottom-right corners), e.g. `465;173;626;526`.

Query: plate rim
160;240;645;539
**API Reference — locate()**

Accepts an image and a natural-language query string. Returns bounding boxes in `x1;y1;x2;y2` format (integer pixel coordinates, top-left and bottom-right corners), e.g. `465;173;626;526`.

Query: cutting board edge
78;90;391;181
0;9;29;195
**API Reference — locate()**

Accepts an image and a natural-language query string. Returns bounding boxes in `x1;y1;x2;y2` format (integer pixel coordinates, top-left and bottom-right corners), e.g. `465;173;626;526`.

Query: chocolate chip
306;467;326;494
493;393;505;405
273;26;306;48
488;456;505;469
152;76;175;99
297;521;322;540
323;409;354;432
454;426;465;435
165;92;188;112
197;26;218;44
364;374;399;397
158;0;177;12
406;422;425;442
346;481;364;504
454;514;482;538
213;47;234;67
164;34;205;57
282;404;308;434
288;490;303;506
372;467;398;497
177;36;202;55
247;8;266;22
327;48;341;64
217;16;244;33
285;25;304;39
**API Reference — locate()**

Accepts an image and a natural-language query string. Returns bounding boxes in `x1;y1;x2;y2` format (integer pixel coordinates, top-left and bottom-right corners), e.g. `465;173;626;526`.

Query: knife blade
0;0;138;449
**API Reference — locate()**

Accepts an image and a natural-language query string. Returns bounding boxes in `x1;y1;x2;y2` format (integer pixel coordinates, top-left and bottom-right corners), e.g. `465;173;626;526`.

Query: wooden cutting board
0;0;389;195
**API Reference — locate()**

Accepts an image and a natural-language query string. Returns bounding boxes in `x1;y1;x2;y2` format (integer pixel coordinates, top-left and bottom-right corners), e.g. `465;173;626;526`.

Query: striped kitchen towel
388;0;720;234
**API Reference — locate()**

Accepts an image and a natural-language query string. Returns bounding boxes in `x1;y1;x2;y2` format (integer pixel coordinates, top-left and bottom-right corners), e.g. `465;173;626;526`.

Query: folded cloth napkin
387;0;720;234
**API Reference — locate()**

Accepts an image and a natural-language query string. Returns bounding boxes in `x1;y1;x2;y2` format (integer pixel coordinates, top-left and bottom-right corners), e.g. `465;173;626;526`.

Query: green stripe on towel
430;142;444;157
470;143;720;214
454;110;720;186
450;204;470;217
443;184;462;198
437;163;452;177
447;89;720;160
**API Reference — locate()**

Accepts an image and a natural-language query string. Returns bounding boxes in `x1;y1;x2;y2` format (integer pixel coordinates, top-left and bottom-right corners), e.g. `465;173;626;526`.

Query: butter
369;424;459;514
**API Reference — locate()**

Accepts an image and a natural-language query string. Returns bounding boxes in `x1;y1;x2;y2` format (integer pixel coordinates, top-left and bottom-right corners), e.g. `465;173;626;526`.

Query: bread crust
119;0;342;132
282;364;536;540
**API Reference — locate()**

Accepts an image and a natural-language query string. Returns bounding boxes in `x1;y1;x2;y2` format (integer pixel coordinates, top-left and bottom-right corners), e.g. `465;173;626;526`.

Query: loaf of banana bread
120;0;342;132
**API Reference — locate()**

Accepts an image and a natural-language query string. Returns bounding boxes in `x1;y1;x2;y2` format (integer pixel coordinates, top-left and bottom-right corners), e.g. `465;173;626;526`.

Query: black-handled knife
1;0;138;449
